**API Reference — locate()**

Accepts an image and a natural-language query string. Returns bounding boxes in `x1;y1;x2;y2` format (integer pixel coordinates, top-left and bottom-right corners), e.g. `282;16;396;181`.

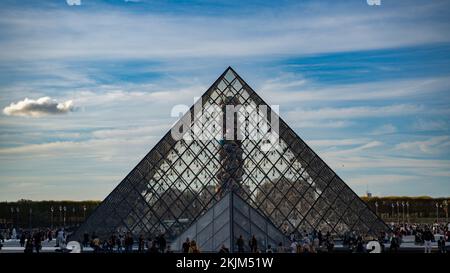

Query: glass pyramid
71;67;389;242
170;191;290;252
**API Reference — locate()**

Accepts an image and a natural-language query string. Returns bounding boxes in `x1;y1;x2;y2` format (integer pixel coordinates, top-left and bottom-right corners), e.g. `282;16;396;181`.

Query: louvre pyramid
170;191;290;252
71;67;389;242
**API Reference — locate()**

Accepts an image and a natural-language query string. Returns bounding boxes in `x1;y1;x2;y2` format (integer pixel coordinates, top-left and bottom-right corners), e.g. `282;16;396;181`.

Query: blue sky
0;0;449;200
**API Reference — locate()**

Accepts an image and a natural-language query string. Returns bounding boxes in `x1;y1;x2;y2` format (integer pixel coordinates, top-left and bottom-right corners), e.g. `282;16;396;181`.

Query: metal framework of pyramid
71;67;389;242
170;191;291;252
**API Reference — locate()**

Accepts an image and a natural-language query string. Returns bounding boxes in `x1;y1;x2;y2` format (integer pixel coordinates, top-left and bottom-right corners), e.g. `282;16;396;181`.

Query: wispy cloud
286;104;424;121
308;138;371;148
66;0;81;6
395;136;450;155
413;119;449;131
370;124;397;135
0;1;449;61
260;76;450;104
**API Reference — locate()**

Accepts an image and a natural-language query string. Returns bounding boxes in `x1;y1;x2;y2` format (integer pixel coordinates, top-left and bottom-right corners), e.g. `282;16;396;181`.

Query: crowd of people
82;231;172;253
0;227;68;253
385;223;449;253
177;230;335;254
1;222;448;253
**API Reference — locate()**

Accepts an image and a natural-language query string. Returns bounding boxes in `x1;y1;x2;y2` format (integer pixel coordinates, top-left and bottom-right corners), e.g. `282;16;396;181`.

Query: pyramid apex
224;66;236;73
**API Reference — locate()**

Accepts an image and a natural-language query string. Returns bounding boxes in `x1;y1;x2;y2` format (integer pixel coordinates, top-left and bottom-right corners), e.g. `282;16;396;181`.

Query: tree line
0;199;100;229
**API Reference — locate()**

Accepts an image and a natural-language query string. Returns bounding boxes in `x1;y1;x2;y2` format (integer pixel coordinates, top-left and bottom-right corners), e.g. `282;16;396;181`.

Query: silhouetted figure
237;235;245;253
158;233;166;253
138;234;145;252
24;234;33;253
47;230;53;242
423;228;434;253
148;240;158;253
124;232;134;253
182;238;190;253
33;231;42;253
249;235;258;253
219;244;229;253
83;233;89;248
20;233;26;247
188;240;200;253
438;236;446;253
389;234;400;252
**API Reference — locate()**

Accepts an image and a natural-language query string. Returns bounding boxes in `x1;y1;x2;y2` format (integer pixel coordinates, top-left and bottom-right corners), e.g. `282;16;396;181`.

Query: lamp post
436;202;439;223
375;201;379;216
29;208;32;230
72;207;75;227
391;202;395;221
16;207;20;228
444;200;448;223
396;201;400;225
83;205;86;221
63;206;67;227
59;206;62;227
10;207;14;228
402;202;405;224
50;206;54;229
406;202;409;223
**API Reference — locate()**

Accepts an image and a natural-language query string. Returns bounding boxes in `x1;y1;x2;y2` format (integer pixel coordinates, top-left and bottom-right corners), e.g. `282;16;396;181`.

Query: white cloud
66;0;81;6
0;2;448;61
395;136;450;155
413;119;449;131
347;174;418;187
370;124;397;135
285;104;422;121
292;120;354;129
70;85;205;107
308;138;370;147
3;97;74;117
91;124;170;139
324;154;450;171
259;76;450;104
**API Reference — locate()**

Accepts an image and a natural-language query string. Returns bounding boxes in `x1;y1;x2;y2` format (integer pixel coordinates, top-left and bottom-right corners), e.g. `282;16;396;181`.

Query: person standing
219;244;229;253
326;238;334;253
148;240;158;253
124;232;133;253
237;235;245;253
24;233;33;253
290;240;297;253
47;229;53;243
20;232;26;247
188;240;200;253
138;234;145;253
158;233;166;253
389;234;400;252
33;231;42;254
166;245;173;253
182;238;190;253
276;242;284;253
83;232;89;248
56;228;65;248
423;228;434;253
437;236;446;253
249;235;258;253
117;233;124;253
